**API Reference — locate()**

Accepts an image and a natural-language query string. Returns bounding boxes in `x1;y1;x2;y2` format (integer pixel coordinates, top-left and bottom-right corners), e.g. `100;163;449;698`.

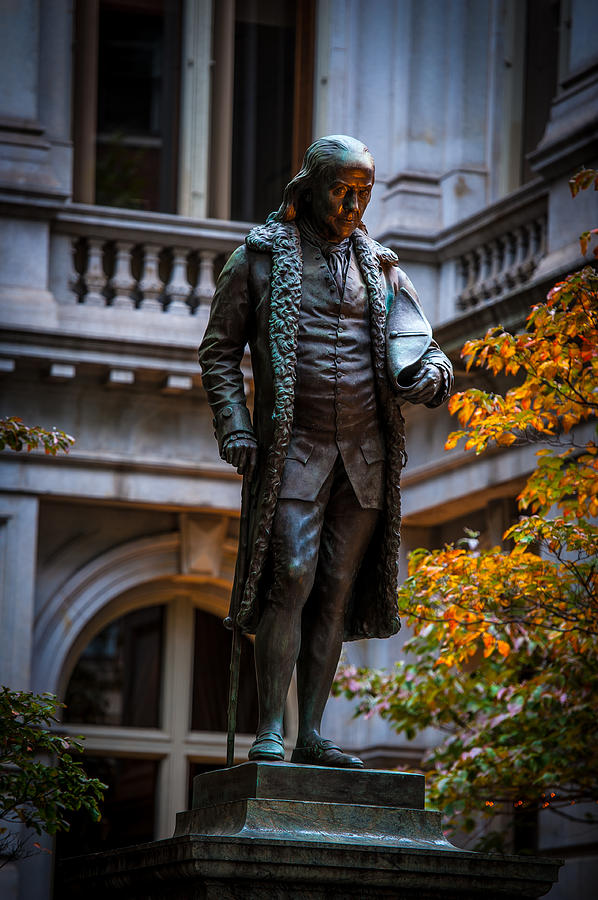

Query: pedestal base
60;763;562;899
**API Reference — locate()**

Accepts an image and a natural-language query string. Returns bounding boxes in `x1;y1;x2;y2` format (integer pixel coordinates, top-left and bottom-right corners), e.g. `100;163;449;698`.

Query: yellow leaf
445;432;462;451
482;632;494;658
496;432;517;446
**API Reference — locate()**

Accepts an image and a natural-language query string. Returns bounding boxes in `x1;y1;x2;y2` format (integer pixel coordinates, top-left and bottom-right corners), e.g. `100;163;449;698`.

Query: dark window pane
98;9;163;136
191;608;259;734
95;0;181;211
521;0;560;183
231;1;296;222
54;756;158;885
64;605;164;727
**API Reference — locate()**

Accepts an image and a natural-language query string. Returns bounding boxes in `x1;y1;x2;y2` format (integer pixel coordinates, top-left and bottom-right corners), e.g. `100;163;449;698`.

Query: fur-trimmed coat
198;221;451;640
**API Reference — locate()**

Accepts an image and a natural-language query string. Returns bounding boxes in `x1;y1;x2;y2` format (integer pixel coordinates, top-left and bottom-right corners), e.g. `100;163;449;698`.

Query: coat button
222;407;233;418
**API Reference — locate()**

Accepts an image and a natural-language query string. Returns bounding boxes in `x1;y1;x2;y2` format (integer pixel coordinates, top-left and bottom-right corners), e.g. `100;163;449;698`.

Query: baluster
111;241;136;309
469;248;483;306
195;250;217;307
534;217;546;261
165;247;191;314
67;238;81;303
487;239;501;298
481;245;492;281
83;239;107;306
456;256;468;309
479;244;492;301
460;255;469;293
518;223;536;281
494;235;507;297
511;227;526;284
504;232;517;289
459;251;477;308
138;244;163;312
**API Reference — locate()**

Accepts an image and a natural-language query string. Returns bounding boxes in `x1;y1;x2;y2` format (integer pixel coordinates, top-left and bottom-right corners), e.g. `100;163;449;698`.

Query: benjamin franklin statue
198;135;453;768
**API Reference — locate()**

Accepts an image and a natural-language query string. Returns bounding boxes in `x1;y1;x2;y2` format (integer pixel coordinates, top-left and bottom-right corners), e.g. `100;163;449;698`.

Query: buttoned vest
293;240;379;432
278;239;385;509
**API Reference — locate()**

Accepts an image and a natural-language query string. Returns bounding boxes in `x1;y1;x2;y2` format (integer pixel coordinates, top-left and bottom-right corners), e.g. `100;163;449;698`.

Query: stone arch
32;531;232;696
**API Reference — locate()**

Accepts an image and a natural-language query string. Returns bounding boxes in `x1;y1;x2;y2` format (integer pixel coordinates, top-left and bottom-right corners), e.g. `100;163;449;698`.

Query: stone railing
455;214;547;311
377;179;549;323
50;204;252;314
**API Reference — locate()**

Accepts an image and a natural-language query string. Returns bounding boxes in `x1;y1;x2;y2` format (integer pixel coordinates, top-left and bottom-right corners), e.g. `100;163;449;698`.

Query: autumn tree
334;169;598;847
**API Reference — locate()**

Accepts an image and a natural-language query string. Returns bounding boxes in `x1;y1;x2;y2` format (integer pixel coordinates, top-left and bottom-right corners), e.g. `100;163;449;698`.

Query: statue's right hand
223;436;258;478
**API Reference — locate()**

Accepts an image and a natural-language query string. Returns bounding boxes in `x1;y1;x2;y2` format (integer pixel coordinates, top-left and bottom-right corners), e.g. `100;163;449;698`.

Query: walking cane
223;472;253;768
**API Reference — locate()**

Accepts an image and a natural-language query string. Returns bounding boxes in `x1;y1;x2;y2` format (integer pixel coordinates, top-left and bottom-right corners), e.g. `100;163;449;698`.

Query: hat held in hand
386;287;432;392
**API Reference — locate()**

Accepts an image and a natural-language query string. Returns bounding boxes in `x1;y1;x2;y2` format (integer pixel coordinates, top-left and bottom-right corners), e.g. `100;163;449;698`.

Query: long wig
270;134;374;226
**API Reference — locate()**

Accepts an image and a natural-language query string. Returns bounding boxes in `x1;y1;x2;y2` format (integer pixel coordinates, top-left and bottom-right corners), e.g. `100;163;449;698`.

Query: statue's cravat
299;219;351;296
323;242;351;296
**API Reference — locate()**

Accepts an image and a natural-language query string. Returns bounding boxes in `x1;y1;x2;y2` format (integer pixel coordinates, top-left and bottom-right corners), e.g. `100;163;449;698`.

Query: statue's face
309;156;374;242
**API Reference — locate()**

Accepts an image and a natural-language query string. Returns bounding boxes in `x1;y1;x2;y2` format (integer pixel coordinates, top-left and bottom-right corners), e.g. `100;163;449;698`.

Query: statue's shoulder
245;221;299;254
352;230;399;269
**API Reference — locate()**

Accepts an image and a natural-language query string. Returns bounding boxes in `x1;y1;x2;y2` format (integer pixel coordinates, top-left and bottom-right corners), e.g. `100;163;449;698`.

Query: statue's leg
252;493;329;754
295;471;379;753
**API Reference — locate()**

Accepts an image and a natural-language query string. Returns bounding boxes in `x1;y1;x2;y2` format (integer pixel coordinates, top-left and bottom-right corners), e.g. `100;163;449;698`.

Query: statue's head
272;135;374;242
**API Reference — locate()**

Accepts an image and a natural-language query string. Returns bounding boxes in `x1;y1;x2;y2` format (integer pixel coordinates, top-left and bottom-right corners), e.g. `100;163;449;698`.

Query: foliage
0;417;75;455
0;688;106;867
334;170;598;846
1;420;89;865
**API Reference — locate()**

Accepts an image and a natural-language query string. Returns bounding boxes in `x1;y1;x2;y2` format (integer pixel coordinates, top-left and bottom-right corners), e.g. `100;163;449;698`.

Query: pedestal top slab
192;761;425;811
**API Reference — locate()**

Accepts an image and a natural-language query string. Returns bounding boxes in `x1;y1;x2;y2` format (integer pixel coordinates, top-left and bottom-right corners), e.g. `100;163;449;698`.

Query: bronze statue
198;136;452;768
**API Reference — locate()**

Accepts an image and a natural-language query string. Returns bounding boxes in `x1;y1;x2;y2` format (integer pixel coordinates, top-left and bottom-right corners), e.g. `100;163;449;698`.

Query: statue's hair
270;135;374;226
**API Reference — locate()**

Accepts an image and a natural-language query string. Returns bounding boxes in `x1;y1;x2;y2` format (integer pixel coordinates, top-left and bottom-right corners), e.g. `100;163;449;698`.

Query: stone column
0;495;39;689
39;0;75;197
0;0;68;198
0;0;70;328
178;0;213;218
157;596;195;839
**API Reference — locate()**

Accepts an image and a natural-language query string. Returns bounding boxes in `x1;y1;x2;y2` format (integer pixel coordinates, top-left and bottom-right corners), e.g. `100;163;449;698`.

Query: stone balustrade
455;214;547;311
51;204;251;314
49;191;549;323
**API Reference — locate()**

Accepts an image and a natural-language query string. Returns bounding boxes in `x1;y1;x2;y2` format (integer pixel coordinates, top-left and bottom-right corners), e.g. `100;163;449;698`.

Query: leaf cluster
446;265;598;519
0;417;75;455
0;688;105;865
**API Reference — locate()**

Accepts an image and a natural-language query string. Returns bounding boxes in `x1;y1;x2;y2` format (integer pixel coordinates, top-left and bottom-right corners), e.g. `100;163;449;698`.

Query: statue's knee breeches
267;497;324;613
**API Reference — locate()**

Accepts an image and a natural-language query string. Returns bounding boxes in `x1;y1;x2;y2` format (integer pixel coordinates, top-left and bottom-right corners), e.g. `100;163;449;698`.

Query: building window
73;0;181;212
63;605;164;728
55;756;159;861
191;607;258;733
231;1;297;222
54;595;260;889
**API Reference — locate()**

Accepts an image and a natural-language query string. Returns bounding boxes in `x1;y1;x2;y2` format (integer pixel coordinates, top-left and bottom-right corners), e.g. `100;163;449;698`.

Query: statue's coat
199;221;448;640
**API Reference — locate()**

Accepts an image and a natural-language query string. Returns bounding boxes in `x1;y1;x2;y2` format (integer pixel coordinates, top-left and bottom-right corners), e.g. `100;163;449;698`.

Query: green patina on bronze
198;135;453;767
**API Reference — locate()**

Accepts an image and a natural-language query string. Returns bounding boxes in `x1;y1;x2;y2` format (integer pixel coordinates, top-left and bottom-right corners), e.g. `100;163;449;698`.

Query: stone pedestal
60;762;562;899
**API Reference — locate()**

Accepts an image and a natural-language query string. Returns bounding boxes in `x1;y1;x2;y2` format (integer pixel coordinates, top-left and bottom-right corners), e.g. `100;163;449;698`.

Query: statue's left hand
399;363;443;405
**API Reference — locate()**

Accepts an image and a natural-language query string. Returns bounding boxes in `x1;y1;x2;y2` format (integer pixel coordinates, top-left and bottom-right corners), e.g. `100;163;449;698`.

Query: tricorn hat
386;287;432;391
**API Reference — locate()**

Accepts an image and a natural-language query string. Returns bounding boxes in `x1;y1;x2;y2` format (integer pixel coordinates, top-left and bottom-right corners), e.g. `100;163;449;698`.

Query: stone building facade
0;1;596;898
